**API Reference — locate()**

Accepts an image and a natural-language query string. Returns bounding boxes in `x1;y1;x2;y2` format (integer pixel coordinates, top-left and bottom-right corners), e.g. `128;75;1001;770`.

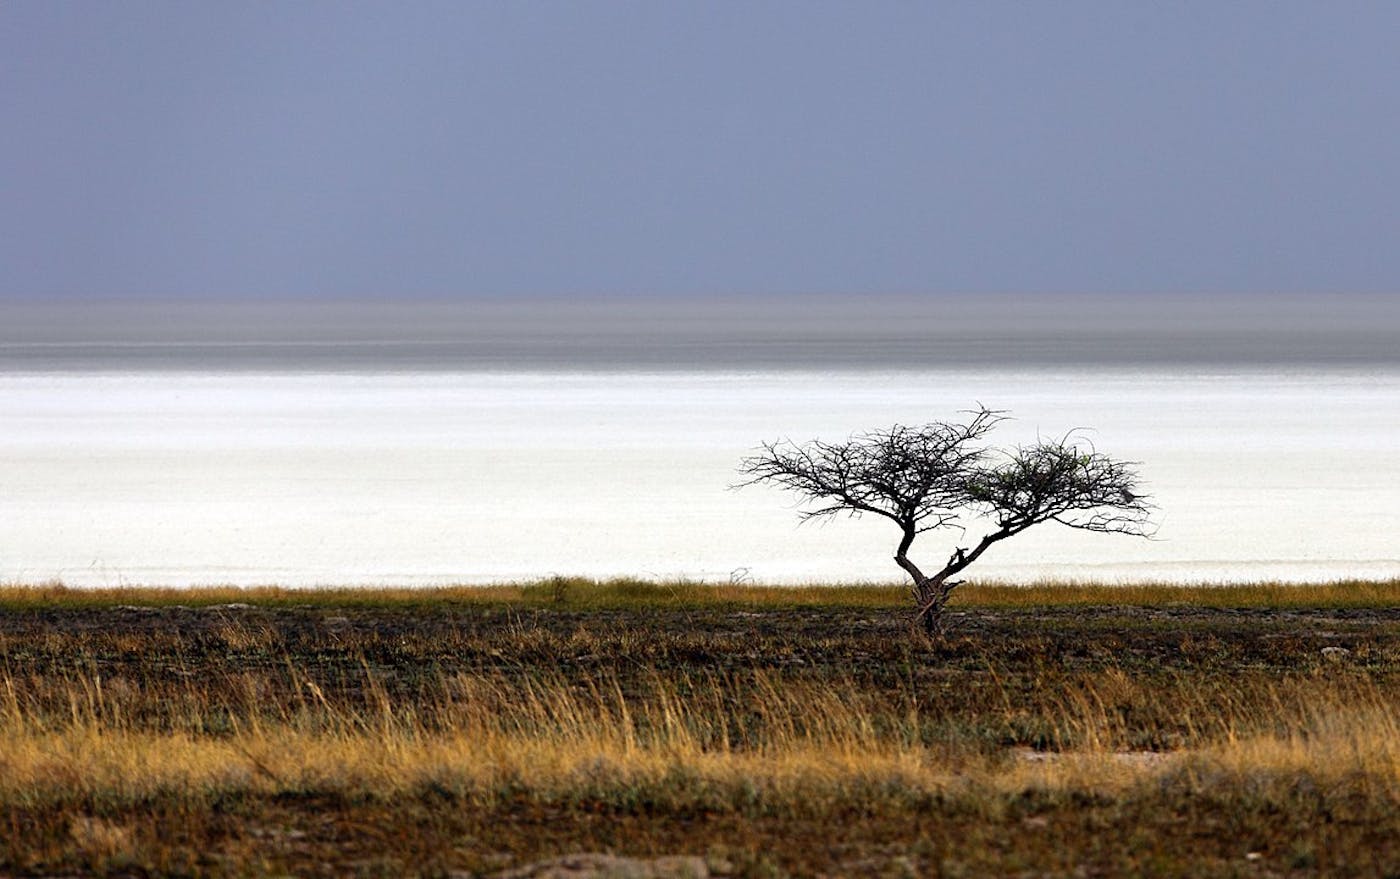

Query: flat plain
1;580;1397;877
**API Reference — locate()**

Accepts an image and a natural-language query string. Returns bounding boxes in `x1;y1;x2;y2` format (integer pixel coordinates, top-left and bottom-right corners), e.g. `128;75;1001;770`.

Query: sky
4;2;1400;300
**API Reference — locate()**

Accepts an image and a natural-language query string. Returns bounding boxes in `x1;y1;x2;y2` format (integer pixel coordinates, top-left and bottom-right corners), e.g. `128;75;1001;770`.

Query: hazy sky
4;2;1399;300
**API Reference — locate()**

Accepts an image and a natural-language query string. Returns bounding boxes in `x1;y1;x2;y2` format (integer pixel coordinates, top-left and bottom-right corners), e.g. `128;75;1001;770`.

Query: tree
738;406;1152;636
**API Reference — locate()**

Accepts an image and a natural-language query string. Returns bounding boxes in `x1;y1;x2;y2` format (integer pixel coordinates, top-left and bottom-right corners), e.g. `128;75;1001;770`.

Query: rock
1321;646;1351;662
491;853;710;879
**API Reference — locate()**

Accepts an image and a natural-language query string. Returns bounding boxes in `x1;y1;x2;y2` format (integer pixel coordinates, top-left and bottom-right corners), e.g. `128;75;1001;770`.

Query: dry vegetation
0;579;1398;876
6;576;1400;611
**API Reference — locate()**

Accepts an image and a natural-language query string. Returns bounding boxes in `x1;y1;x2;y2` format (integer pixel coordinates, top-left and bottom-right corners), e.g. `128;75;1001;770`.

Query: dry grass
2;666;1397;808
960;577;1400;609
0;590;1397;875
3;576;1400;611
3;662;1398;874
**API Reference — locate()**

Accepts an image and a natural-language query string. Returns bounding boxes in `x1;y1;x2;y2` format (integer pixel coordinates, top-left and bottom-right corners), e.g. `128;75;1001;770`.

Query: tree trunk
916;590;942;637
913;575;953;638
896;526;969;640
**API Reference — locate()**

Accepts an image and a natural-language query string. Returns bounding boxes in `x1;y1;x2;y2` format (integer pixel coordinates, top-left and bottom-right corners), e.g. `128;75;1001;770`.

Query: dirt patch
487;853;712;879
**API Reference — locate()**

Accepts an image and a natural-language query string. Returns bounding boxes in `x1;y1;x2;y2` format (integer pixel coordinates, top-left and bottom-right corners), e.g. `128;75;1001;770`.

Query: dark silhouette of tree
738;406;1153;636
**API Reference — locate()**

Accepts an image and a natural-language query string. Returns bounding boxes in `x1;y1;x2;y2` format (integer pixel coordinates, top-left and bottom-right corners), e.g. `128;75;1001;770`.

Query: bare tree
738;406;1152;636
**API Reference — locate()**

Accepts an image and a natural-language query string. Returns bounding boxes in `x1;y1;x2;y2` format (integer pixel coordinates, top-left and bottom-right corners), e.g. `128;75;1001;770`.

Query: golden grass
2;663;1396;815
960;578;1400;608
3;576;1399;610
